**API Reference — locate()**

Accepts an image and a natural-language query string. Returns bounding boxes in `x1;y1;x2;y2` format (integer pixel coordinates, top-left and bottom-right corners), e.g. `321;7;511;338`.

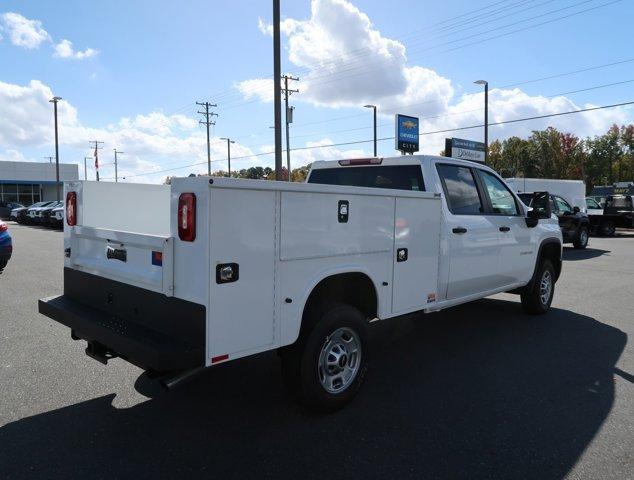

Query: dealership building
0;160;79;205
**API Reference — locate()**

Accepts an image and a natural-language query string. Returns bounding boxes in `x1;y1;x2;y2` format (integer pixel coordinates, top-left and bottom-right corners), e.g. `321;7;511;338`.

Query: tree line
165;124;633;193
486;124;633;193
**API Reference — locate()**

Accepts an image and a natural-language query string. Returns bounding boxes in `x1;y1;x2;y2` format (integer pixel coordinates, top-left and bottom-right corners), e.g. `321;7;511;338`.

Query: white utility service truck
39;155;562;411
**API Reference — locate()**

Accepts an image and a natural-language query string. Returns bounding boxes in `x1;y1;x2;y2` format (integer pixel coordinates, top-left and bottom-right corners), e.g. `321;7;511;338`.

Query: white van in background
505;178;586;213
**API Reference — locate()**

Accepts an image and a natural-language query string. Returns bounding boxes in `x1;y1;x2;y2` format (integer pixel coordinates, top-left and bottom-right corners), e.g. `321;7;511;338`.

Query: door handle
499;226;511;232
452;227;467;234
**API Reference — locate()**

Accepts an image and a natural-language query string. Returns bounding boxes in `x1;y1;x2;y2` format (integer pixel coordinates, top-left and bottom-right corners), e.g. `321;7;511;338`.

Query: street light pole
220;137;235;176
474;80;488;163
114;149;124;183
84;157;91;180
364;104;377;157
49;96;62;201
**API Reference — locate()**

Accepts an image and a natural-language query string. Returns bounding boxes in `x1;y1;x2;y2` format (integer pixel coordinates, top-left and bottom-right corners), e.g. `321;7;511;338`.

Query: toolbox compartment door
68;226;174;296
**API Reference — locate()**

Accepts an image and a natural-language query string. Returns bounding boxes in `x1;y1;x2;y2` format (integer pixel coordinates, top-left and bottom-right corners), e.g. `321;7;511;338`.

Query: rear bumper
39;268;206;373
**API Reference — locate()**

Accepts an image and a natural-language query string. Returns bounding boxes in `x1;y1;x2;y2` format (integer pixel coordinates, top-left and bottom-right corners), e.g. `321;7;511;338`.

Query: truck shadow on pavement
562;247;610;261
0;298;626;480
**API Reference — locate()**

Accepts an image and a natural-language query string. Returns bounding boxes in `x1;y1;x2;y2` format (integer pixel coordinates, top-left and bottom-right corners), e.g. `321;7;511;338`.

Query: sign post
395;114;419;154
444;138;486;163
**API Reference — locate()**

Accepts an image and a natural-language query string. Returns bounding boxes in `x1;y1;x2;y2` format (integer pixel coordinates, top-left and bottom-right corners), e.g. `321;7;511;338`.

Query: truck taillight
178;193;196;241
66;192;77;226
338;158;383;166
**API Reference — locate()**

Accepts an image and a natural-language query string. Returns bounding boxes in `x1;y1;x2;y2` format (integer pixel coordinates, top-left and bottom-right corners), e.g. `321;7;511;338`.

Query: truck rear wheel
521;259;555;315
573;226;589;249
600;220;615;237
281;304;368;412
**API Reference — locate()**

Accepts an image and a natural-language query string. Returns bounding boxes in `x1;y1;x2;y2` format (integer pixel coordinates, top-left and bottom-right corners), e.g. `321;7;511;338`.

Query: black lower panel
38;268;206;372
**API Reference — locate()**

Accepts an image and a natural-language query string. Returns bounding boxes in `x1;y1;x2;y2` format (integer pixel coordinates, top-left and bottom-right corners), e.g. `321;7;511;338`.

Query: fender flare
529;237;562;286
286;266;381;346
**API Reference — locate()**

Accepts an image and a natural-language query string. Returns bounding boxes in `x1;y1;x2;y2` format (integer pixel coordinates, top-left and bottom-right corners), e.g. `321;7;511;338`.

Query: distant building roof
0;160;79;183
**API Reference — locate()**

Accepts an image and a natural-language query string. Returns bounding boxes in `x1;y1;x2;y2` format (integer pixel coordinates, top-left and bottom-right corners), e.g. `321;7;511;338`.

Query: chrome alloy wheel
318;327;362;394
540;270;553;306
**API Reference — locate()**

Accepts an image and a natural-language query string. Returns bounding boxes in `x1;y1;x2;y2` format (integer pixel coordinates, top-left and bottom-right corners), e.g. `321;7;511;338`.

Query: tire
600;220;615;237
573;225;589;249
281;304;368;413
521;259;555;315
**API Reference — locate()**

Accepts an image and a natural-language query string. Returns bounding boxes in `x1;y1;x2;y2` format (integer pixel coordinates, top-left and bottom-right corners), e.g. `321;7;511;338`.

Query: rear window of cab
307;165;425;191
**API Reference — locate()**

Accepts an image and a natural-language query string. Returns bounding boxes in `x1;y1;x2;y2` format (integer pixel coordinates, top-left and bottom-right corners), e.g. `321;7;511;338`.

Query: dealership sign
395;114;419;153
445;138;486;163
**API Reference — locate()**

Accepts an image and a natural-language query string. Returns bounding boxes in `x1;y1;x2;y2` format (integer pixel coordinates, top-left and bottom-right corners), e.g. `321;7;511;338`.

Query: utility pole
114;149;124;183
89;141;104;181
49;96;62;201
44;156;54;164
84;157;91;180
474;80;489;163
197;101;218;175
364;104;377;157
273;0;283;180
282;74;299;181
220;137;235;176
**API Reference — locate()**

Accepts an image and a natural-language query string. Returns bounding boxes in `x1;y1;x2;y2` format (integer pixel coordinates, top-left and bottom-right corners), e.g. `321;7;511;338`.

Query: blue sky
1;0;633;182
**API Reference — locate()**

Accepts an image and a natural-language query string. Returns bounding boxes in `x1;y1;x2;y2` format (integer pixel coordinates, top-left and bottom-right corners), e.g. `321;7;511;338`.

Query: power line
114;100;633;179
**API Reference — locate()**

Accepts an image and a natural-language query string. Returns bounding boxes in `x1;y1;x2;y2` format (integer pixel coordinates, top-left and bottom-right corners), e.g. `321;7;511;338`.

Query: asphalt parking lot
0;222;632;480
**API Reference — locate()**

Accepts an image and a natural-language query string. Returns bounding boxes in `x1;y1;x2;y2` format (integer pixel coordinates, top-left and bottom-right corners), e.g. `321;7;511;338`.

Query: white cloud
53;39;98;60
234;78;275;103
243;0;632;154
0;12;51;49
257;18;272;36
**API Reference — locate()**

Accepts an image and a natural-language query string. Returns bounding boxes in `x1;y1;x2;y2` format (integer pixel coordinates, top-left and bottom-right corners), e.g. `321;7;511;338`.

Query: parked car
39;201;63;226
0;201;23;219
49;206;64;228
0;221;12;271
585;197;615;236
26;201;56;224
519;193;590;249
16;201;49;224
40;155;562;412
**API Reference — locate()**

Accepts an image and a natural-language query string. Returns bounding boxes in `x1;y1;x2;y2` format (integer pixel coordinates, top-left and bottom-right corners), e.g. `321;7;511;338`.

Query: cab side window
554;196;572;214
436;164;483;215
479;170;520;215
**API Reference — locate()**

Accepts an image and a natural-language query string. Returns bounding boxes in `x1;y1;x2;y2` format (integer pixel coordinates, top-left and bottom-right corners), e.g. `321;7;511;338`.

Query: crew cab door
436;164;500;299
475;169;534;286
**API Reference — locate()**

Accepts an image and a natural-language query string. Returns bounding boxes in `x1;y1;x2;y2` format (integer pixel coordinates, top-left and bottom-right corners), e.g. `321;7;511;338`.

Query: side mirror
525;191;550;228
573;206;580;214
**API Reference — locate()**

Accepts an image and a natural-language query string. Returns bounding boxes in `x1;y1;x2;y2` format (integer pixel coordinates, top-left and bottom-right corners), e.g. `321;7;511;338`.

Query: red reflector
338;158;383;166
211;354;229;364
178;193;196;242
66;192;77;226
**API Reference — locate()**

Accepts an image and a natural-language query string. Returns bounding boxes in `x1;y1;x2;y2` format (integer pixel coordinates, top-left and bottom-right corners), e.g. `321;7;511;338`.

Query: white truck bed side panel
391;196;441;314
280;191;393;260
81;181;170;235
278;253;392;346
208;188;277;361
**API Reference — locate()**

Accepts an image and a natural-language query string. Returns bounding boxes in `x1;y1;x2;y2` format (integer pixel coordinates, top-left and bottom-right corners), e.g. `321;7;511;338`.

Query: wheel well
540;241;562;281
300;272;378;337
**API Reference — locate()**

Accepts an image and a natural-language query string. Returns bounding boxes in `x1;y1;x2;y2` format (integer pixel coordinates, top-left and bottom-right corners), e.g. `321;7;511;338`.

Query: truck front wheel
281;304;369;412
521;259;555;315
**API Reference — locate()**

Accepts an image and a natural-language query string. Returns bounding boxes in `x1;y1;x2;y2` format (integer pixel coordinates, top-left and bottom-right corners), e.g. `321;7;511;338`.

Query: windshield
608;196;633;209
